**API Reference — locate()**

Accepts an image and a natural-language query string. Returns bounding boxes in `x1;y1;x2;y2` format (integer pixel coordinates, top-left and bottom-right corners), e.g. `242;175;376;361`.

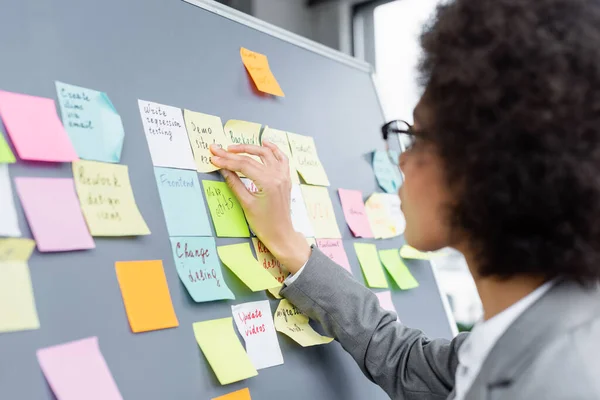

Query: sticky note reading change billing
240;47;284;97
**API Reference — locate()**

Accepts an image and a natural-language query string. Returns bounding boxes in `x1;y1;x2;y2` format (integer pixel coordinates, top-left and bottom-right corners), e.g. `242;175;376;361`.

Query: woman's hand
210;142;311;274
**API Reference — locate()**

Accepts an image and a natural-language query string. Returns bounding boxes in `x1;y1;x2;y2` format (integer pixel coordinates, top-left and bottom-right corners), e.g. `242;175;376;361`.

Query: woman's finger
263;140;288;163
219;169;254;206
211;152;264;181
227;144;278;166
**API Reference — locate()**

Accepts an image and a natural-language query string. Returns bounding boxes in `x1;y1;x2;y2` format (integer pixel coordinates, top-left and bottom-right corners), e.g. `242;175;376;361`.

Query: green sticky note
202;180;250;238
353;243;388;288
0;133;16;163
379;249;419;290
217;243;281;291
193;318;258;385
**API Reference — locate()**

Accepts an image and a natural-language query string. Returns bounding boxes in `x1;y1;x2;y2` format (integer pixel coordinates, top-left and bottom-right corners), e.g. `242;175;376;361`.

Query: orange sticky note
212;388;252;400
115;260;179;333
240;47;284;97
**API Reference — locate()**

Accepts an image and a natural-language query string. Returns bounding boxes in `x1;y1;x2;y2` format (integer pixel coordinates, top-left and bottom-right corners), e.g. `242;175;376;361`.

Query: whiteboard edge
430;259;460;337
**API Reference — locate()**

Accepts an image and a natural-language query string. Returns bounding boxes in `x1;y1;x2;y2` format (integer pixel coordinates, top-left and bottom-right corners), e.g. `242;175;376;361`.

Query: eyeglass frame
380;119;415;166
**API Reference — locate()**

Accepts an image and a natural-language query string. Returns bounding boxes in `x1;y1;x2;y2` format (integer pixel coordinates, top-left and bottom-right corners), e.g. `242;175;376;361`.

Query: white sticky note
0;165;21;237
290;184;314;238
231;300;283;370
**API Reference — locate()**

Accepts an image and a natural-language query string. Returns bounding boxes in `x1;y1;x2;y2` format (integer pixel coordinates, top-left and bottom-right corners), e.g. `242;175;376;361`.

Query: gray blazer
280;248;600;399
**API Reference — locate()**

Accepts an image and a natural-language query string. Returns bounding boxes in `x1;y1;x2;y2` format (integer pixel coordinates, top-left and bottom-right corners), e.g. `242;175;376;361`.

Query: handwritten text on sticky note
316;239;352;274
240;47;285;97
301;185;341;239
287;132;329;186
252;238;287;298
338;188;374;238
274;299;333;347
203;180;250;238
184;110;231;172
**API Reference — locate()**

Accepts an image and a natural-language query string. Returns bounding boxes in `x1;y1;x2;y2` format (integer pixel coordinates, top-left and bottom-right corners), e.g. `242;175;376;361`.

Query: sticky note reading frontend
217;243;280;291
193;318;258;385
183;109;231;173
240;47;284;97
203;180;250;237
354;243;388;288
274;299;333;347
115;260;178;333
300;185;341;239
379;249;419;290
287;132;329;186
0;261;40;333
73;160;150;236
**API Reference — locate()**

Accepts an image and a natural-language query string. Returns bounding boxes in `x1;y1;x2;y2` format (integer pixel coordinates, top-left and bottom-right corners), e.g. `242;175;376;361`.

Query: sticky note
217;243;281;291
306;237;316;247
213;388;252;400
316;239;352;274
193;318;258;385
0;238;36;262
154;167;211;236
400;245;439;260
365;193;398;239
287;133;329;186
37;337;123;400
73;160;150;236
379;249;419;290
240;47;284;97
375;291;400;321
0;133;15;163
170;237;234;302
261;126;299;184
274;299;333;347
338;188;374;238
300;185;341;239
0;261;39;333
203;180;250;237
138;100;196;170
55;81;124;163
0;90;78;162
373;150;402;194
232;300;284;370
252;238;287;298
354;243;388;288
15;178;95;252
0;165;21;237
183;109;231;172
114;260;179;333
223;120;263;174
290;184;314;237
384;193;406;236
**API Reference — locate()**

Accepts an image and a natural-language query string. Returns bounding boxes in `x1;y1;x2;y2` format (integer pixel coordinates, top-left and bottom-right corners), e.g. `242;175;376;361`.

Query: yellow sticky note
300;185;341;239
251;238;286;298
217;243;281;291
354;243;388;288
115;260;179;333
0;261;40;333
379;249;419;290
183;110;232;173
261;126;299;184
240;47;284;97
212;388;252;400
72;160;150;236
223;120;262;176
0;238;36;262
193;318;258;385
287;133;329;186
365;193;397;239
274;299;333;347
400;245;442;260
203;180;250;238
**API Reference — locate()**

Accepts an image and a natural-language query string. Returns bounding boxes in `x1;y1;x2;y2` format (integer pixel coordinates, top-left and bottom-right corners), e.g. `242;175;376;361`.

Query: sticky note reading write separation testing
217;243;280;292
379;249;419;290
0;165;20;237
354;243;388;289
203;180;250;238
0;261;40;333
274;299;333;347
183;109;231;173
240;47;284;97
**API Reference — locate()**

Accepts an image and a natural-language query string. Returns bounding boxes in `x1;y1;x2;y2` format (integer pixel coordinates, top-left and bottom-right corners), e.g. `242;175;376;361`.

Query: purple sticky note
338;188;374;238
15;177;95;252
37;336;123;400
316;239;353;274
0;91;78;162
375;291;400;322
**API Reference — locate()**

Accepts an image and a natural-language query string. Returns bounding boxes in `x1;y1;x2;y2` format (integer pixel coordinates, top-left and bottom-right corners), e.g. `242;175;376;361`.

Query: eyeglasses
381;120;415;152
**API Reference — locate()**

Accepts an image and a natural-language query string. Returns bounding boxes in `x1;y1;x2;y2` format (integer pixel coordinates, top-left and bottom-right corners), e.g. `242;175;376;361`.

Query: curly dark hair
419;0;600;282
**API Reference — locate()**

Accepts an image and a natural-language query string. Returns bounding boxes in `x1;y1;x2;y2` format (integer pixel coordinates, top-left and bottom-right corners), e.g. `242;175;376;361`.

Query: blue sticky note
170;236;235;302
373;150;403;193
55;81;125;163
154;167;212;236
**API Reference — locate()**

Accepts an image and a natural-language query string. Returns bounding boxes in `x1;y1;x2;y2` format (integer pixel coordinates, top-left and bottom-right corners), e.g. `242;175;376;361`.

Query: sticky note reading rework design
354;243;388;288
365;193;399;239
232;300;284;370
170;237;234;302
316;239;352;274
55;81;124;163
0;238;35;262
224;120;262;174
37;337;123;400
379;249;419;290
240;47;284;97
138;100;196;170
290;184;314;237
287;132;329;186
183;110;231;173
115;260;178;333
261;126;299;183
213;388;252;400
72;160;150;236
217;243;280;291
252;238;287;298
375;291;400;321
373;150;402;194
154;167;211;237
203;180;250;237
301;185;341;239
0;165;20;237
338;188;374;238
0;91;78;162
15;178;95;252
0;133;15;163
0;261;39;333
193;318;258;385
274;299;333;347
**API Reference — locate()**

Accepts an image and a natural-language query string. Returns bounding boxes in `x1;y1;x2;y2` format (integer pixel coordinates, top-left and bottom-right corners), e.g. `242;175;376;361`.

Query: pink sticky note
375;291;400;321
338;188;373;238
316;239;352;274
37;336;123;400
0;91;78;162
15;177;95;252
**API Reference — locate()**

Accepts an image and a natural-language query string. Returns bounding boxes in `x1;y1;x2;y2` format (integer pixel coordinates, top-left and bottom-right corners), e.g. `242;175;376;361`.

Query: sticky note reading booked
217;243;280;291
203;180;250;237
379;249;419;290
73;160;150;236
183;110;231;173
301;185;341;239
354;243;388;289
240;47;284;97
274;299;333;347
287;132;330;186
